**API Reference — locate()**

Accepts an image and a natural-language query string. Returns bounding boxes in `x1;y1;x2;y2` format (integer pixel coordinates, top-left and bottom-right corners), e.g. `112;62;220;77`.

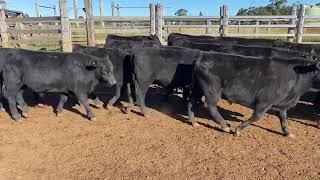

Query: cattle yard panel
163;5;320;43
0;3;319;49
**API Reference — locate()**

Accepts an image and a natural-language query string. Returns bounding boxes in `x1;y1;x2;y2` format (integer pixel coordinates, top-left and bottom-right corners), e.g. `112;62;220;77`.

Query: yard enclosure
1;1;320;51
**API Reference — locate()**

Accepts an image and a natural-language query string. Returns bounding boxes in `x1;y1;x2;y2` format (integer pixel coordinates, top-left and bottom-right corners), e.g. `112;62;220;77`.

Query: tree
175;9;188;16
199;11;204;16
237;0;291;16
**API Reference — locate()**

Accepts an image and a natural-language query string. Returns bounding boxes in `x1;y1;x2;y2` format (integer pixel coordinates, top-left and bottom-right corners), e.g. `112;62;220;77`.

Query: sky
5;0;320;17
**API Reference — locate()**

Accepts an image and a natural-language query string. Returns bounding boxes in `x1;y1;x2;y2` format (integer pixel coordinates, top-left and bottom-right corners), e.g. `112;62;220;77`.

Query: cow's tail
0;67;4;111
129;48;140;104
193;51;204;71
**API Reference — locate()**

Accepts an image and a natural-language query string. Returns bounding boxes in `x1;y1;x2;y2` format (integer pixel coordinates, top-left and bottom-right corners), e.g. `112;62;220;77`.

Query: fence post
35;1;40;17
117;3;120;17
60;0;72;52
99;0;105;27
296;4;306;43
155;4;163;41
219;5;228;37
111;1;114;17
267;20;271;33
288;6;297;42
85;0;95;46
206;19;211;34
73;0;78;19
0;9;7;46
254;20;259;37
150;3;156;35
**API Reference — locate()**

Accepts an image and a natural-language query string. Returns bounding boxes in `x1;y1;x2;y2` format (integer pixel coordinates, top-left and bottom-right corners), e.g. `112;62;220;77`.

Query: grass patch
4;43;61;52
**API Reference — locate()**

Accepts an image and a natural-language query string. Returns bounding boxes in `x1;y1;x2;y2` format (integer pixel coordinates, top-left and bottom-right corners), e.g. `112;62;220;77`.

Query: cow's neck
294;72;314;95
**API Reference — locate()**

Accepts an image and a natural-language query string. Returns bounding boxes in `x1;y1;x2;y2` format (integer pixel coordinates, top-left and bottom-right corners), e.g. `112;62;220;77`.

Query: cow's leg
207;104;230;133
133;78;149;117
197;76;230;132
277;109;295;138
89;93;102;108
188;90;199;127
6;90;21;121
75;93;96;121
0;100;4;112
235;103;270;136
56;94;68;116
16;90;29;118
34;92;45;108
106;85;121;109
188;75;203;127
182;87;190;103
125;83;134;113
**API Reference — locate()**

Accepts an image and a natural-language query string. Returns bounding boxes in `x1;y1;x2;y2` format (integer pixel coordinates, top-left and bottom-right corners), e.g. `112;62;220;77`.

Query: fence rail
0;2;319;50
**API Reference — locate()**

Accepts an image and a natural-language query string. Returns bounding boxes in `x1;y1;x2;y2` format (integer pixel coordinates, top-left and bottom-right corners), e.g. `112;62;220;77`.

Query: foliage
236;0;294;16
175;9;188;16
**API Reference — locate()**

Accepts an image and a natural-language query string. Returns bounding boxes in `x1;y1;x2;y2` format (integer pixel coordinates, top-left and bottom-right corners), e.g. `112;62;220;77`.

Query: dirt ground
0;89;319;179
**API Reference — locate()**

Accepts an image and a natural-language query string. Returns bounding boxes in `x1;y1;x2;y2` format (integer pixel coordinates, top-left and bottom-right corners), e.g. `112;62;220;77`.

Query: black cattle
168;33;319;56
105;35;161;49
45;46;134;115
73;46;135;112
131;46;200;117
106;34;161;43
171;39;316;59
0;53;29;115
168;33;280;46
188;51;320;137
0;48;116;121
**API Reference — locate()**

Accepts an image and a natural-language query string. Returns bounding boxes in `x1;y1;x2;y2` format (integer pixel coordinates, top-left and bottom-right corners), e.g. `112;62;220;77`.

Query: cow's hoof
37;104;45;108
56;112;62;117
317;121;320;129
0;107;5;112
143;114;149;118
13;114;22;121
90;117;97;121
191;121;200;127
125;107;132;114
22;112;28;118
104;104;111;110
235;128;241;136
93;101;103;109
222;127;230;133
286;133;295;139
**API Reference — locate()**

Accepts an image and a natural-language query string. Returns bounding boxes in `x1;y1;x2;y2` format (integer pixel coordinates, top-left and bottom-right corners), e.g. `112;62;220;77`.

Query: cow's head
87;56;116;86
311;62;320;89
303;48;319;61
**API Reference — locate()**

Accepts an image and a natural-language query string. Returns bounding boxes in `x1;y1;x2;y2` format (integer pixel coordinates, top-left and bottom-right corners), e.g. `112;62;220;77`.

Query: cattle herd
0;33;320;139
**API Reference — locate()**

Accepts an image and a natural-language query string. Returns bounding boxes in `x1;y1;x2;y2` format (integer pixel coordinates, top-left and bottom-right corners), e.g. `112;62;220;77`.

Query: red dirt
0;92;319;179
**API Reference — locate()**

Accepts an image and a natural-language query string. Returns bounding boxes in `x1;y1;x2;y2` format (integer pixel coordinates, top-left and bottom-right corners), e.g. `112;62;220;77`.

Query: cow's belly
24;69;70;92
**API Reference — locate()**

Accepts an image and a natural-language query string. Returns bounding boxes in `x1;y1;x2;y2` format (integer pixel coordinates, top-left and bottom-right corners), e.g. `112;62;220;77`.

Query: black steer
131;46;200;117
168;33;319;56
105;35;161;49
171;39;316;59
188;51;320;137
106;34;161;43
0;48;116;121
73;46;135;112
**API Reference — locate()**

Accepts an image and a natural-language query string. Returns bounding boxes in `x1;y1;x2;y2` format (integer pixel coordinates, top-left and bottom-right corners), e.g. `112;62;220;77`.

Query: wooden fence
0;2;319;52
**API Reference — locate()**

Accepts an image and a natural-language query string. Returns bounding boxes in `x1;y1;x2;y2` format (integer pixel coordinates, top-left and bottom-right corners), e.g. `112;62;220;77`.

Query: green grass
4;43;61;52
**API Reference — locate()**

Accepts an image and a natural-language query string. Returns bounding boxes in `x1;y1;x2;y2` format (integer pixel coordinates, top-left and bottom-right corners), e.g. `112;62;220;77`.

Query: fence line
0;2;320;51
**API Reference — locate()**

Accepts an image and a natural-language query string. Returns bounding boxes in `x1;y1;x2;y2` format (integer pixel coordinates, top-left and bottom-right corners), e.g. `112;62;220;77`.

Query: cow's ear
311;48;315;54
86;60;98;70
